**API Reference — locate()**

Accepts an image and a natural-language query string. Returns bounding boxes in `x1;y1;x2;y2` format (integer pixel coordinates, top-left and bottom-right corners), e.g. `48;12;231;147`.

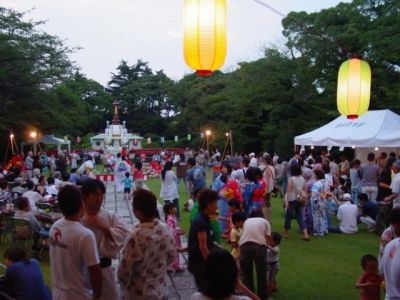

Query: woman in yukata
310;169;329;236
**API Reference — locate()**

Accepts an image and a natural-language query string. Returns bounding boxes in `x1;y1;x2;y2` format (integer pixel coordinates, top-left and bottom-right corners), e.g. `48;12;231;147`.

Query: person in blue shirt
186;157;207;198
3;246;51;300
122;171;133;201
358;193;378;232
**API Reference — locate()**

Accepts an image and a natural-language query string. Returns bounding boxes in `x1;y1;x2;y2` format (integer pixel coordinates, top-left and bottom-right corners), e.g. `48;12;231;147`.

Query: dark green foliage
107;60;176;137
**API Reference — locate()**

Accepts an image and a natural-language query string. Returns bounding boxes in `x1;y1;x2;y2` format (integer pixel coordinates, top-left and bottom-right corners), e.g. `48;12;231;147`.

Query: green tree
44;72;113;137
108;60;176;136
0;7;76;155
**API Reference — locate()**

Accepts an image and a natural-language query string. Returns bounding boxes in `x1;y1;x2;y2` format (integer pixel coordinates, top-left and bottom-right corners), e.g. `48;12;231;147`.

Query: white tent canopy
294;110;400;148
294;110;400;161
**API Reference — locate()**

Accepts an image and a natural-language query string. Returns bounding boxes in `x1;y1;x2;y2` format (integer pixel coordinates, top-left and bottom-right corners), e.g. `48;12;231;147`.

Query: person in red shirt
120;147;128;158
355;254;382;300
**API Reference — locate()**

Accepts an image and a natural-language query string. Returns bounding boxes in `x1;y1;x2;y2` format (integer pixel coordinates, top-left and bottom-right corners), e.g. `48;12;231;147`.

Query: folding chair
35;202;54;213
10;217;35;256
11;192;22;200
0;213;12;248
36;213;55;258
36;213;55;238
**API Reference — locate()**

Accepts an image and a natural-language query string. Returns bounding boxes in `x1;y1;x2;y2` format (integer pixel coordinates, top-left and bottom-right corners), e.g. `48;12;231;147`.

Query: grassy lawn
4;167;380;299
147;172;380;300
271;207;379;299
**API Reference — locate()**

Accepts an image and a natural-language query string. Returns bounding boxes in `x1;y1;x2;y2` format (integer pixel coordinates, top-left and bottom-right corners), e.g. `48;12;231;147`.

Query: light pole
205;130;211;160
222;130;234;160
10;133;15;155
228;130;233;155
30;131;37;155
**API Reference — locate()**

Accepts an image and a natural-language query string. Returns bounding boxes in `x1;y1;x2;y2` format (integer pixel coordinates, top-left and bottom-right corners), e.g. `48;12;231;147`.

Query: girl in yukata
163;202;185;273
212;162;242;236
242;167;266;216
311;169;329;236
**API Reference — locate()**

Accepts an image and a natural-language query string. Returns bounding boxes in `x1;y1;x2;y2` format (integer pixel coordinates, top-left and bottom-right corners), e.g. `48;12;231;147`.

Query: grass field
5;168;381;299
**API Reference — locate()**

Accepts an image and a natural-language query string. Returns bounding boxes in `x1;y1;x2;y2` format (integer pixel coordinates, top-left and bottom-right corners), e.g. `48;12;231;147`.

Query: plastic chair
10;217;34;256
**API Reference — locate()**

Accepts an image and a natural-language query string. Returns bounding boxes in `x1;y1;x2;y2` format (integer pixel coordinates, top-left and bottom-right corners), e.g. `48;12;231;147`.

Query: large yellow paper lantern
183;0;227;76
337;57;371;119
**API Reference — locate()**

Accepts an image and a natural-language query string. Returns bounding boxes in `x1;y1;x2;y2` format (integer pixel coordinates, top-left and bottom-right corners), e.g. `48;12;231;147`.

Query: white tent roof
21;134;71;153
294;110;400;148
39;135;70;145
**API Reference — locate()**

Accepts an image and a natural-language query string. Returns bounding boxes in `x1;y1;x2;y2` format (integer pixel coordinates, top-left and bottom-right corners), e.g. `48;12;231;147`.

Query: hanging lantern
183;0;227;76
337;57;371;119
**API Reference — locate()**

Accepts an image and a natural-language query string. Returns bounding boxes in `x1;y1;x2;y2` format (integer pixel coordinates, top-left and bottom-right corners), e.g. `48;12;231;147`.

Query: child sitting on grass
355;254;382;300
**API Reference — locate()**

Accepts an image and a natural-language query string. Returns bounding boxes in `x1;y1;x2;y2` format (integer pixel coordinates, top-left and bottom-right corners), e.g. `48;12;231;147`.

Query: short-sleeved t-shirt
188;213;214;263
5;258;51;300
186;166;207;193
49;218;99;299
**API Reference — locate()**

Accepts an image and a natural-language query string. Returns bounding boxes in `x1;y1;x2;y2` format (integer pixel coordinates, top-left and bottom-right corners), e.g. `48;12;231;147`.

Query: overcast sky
3;0;350;86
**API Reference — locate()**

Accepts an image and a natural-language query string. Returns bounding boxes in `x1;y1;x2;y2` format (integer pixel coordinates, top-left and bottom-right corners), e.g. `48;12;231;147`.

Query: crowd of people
180;149;400;300
2;147;400;299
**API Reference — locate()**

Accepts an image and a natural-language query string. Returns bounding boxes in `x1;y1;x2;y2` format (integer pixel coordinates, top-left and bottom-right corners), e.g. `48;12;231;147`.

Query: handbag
296;190;308;205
